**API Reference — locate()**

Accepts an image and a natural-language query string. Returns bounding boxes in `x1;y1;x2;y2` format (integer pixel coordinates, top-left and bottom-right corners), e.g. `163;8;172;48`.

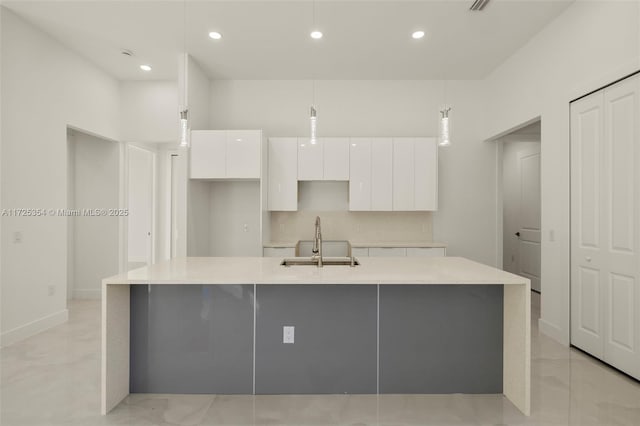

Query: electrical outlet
243;223;249;233
47;285;56;296
13;231;22;244
549;229;555;242
283;326;295;344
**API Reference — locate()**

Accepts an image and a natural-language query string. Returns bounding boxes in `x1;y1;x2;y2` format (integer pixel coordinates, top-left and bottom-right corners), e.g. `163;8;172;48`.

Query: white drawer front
368;247;407;257
406;247;446;257
351;248;369;257
263;247;296;257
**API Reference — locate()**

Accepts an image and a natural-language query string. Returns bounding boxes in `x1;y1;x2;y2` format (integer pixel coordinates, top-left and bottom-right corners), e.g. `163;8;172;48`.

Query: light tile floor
2;293;640;425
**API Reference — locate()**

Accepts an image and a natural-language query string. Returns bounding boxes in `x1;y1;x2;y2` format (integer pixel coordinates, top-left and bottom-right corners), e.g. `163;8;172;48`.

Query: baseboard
1;309;69;347
73;289;102;300
539;318;569;346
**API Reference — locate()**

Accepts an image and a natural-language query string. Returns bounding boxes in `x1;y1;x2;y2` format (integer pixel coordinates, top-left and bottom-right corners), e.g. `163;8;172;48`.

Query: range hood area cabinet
298;137;350;181
265;136;437;212
350;137;438;211
190;130;262;179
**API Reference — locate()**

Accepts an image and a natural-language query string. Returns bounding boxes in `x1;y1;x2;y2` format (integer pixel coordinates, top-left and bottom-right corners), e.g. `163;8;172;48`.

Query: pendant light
179;0;190;148
309;0;319;145
438;81;452;147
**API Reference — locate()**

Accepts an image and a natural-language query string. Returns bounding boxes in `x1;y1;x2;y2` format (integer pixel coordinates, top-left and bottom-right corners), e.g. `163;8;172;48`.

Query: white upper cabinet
297;137;323;180
190;130;261;179
414;137;438;210
190;130;227;179
349;138;372;211
392;138;414;210
393;137;438;211
268;137;298;211
371;138;393;211
323;138;350;180
298;137;349;181
226;130;262;179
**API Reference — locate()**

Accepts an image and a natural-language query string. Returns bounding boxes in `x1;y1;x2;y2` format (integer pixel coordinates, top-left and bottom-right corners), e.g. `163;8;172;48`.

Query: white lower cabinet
406;247;446;257
263;247;296;257
369;247;407;257
351;247;370;257
353;246;446;258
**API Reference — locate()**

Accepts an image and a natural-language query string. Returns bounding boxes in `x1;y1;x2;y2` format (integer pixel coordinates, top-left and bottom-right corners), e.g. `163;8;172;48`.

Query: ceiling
3;0;573;81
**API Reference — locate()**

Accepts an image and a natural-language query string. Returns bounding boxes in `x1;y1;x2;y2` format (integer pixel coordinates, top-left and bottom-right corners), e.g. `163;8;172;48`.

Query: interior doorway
499;120;542;293
127;145;156;270
67;128;121;299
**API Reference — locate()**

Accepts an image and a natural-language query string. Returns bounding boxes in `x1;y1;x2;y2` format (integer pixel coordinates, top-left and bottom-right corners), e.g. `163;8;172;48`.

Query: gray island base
102;257;530;415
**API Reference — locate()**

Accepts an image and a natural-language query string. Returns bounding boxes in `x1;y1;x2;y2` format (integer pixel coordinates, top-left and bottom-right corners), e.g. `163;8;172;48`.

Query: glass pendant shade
179;109;190;148
438;107;451;147
310;105;317;144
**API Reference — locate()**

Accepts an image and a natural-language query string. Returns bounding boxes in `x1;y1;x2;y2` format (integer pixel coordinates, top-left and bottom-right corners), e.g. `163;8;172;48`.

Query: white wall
0;9;120;345
69;131;120;299
210;80;498;265
120;81;178;143
209;181;262;256
483;0;640;344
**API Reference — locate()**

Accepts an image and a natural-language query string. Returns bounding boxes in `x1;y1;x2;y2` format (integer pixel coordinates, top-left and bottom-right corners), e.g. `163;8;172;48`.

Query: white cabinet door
323;138;350;180
226;130;261;178
349;138;372;211
371;138;393;211
414;138;438;210
263;247;296;257
601;76;640;378
571;90;606;359
406;247;445;257
351;247;369;257
190;130;226;179
369;247;406;257
268;138;298;211
393;138;415;210
297;138;323;180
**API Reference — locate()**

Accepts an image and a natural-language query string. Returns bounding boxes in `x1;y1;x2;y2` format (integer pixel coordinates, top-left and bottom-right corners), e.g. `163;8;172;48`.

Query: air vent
470;0;490;11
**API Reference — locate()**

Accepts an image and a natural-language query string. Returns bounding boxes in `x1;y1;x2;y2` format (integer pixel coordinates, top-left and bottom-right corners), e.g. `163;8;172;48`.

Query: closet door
571;90;605;358
602;76;640;378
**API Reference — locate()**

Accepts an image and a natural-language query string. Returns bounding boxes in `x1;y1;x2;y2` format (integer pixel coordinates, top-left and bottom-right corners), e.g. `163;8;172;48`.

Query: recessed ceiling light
310;31;323;40
140;64;152;71
209;31;223;40
412;31;425;39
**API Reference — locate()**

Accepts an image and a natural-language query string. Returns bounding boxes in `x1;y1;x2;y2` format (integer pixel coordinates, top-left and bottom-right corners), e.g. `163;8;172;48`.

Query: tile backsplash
270;211;433;243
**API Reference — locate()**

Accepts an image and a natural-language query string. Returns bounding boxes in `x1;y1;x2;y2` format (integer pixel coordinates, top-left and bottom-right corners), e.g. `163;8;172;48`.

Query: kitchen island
101;256;530;415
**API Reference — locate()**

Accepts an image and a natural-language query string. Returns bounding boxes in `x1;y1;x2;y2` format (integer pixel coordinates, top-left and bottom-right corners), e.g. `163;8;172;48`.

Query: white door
571;90;606;358
349;138;372;211
517;151;541;292
268;138;298;211
393;138;415;210
297;137;323;180
323;138;350;181
601;76;639;377
414;137;438;210
127;145;154;269
371;138;393;211
226;130;261;179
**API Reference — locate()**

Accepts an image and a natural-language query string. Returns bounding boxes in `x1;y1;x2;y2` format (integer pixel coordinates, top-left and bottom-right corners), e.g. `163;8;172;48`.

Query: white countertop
103;256;527;286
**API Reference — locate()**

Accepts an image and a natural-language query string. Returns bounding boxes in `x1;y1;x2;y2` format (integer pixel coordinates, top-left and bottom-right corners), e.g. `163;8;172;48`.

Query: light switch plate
283;326;295;344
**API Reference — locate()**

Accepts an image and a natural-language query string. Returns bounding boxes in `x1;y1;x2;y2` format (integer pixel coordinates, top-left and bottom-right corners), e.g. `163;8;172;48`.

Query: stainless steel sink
281;256;360;267
295;240;352;257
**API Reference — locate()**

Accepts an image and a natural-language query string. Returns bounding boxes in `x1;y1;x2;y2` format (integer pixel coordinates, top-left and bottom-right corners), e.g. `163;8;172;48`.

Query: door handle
515;232;521;237
586;257;592;262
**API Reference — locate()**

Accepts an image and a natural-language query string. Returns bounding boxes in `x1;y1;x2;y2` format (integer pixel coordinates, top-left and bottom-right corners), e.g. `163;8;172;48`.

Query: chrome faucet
311;216;323;267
